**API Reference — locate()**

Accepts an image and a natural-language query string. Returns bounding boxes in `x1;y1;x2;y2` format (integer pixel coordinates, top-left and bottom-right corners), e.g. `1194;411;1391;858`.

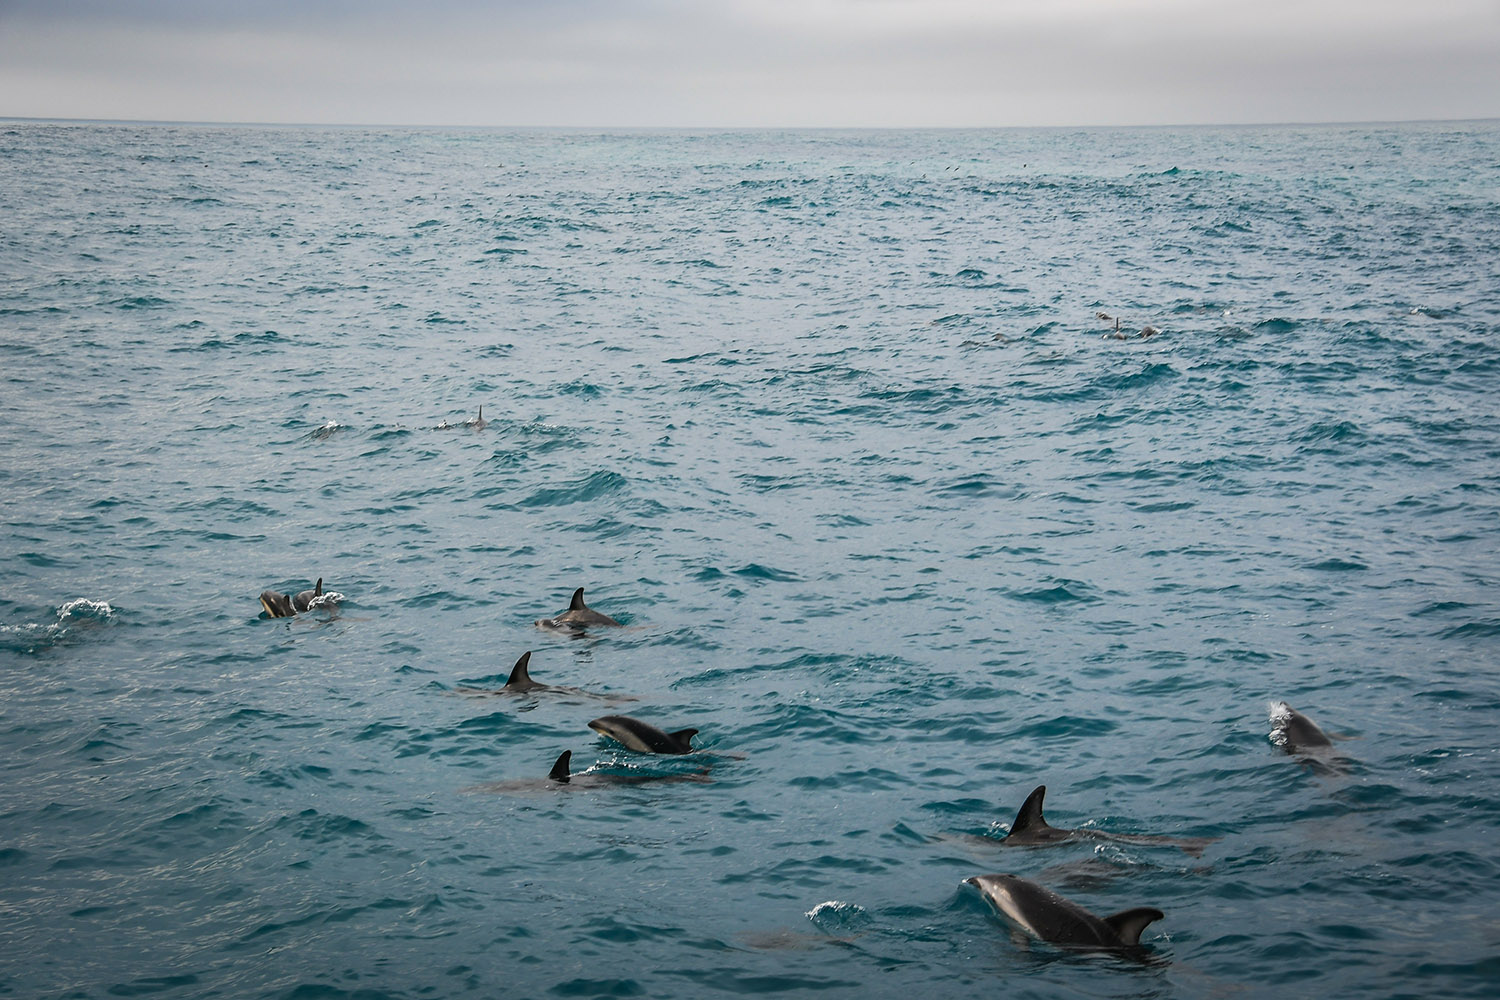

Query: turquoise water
3;120;1499;998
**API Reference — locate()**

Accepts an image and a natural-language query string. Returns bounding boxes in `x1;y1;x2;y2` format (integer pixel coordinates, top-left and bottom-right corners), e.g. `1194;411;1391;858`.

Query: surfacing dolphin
536;587;622;632
1000;785;1215;857
437;406;486;431
461;749;711;793
965;873;1164;950
259;578;331;618
588;714;697;754
455;652;634;702
1269;701;1334;751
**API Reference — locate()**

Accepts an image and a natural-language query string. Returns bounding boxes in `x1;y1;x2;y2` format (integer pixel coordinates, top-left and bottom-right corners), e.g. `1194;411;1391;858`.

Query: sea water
2;120;1499;999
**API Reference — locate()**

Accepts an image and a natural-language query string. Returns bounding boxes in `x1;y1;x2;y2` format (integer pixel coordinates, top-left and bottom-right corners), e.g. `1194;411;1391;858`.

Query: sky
1;0;1497;128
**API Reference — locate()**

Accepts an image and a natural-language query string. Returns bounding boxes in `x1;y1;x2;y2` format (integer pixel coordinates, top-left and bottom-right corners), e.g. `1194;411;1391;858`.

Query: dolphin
964;873;1163;949
454;652;636;702
1269;701;1333;750
545;750;711;785
258;578;327;618
998;785;1215;857
436;406;486;431
461;749;711;793
536;587;622;631
588;714;697;754
501;651;544;693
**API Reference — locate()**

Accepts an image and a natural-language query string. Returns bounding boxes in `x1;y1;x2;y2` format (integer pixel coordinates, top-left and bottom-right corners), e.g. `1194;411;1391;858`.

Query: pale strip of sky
1;0;1496;126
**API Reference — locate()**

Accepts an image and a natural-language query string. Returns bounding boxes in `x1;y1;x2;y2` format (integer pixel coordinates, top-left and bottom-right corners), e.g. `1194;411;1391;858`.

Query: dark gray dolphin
1270;701;1334;751
502;651;543;692
536;587;622;631
454;651;635;702
545;750;711;785
259;578;326;618
461;750;711;793
588;714;697;754
1001;785;1215;857
965;873;1163;949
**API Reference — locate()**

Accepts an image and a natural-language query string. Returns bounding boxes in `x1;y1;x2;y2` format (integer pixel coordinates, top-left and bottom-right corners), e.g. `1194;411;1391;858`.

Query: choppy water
3;120;1500;999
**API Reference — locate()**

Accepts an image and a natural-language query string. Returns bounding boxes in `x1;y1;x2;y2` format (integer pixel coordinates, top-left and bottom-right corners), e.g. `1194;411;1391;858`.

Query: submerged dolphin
1269;701;1333;750
999;785;1215;857
965;873;1163;949
588;714;697;754
536;587;623;631
462;749;711;793
545;750;711;785
259;578;328;618
455;652;634;702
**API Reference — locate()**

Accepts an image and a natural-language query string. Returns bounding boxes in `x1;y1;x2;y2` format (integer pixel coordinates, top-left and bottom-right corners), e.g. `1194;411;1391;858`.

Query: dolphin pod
247;575;1364;961
965;873;1164;950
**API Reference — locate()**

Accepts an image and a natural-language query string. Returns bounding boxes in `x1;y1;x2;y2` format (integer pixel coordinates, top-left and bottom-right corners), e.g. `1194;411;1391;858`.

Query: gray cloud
1;0;1496;125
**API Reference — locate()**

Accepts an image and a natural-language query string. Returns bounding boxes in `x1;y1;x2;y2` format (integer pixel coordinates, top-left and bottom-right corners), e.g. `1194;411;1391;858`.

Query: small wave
517;470;628;508
1;599;116;653
804;900;870;934
305;591;345;611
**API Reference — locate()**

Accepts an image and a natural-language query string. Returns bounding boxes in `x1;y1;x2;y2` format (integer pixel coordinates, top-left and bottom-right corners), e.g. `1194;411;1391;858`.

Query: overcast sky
2;0;1497;127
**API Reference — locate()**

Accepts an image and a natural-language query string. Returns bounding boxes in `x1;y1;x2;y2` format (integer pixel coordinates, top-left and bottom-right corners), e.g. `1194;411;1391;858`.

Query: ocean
2;120;1499;999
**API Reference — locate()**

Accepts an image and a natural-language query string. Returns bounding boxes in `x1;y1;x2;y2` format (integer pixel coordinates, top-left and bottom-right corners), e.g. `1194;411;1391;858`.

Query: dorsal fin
669;728;698;751
476;405;483;421
505;651;533;687
314;578;323;597
569;587;587;611
1011;785;1051;835
1102;907;1164;946
547;750;571;782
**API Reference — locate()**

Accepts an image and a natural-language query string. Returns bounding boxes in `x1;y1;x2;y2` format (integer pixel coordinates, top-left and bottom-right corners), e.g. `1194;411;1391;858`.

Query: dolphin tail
506;651;534;687
1102;907;1164;946
548;750;572;782
569;588;588;611
1011;785;1050;835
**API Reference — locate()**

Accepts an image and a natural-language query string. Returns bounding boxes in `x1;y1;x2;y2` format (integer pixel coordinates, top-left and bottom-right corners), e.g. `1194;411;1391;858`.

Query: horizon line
4;114;1498;132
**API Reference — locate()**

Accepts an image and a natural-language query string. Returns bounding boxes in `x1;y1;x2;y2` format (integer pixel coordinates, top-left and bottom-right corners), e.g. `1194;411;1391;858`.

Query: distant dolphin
437;406;486;431
259;578;328;618
999;785;1215;857
461;749;711;793
965;873;1164;949
588;714;697;754
536;587;623;631
1269;701;1332;749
